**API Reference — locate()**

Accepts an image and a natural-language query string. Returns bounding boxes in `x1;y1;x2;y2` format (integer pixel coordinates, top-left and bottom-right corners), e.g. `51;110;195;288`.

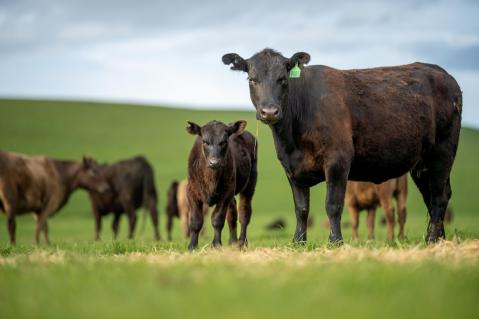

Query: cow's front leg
288;178;310;243
211;199;230;248
325;160;350;245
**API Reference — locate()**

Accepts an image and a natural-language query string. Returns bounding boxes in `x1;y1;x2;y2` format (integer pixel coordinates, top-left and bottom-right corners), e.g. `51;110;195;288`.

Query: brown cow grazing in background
223;48;461;244
346;175;407;241
87;156;160;241
0;151;109;244
186;120;257;250
166;179;207;241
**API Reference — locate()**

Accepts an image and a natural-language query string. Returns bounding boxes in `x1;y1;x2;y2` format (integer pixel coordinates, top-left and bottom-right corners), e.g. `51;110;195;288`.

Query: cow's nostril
273;108;279;116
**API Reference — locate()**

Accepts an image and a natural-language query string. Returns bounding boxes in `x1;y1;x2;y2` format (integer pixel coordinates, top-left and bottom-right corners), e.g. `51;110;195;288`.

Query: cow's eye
278;77;287;86
248;78;258;85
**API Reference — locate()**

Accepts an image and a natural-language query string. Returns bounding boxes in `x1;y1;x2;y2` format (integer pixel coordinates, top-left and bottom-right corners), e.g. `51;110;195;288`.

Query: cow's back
0;151;64;214
337;63;461;182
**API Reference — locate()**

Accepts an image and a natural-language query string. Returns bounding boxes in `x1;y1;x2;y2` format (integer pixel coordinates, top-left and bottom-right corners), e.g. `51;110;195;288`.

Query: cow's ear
222;53;248;72
287;52;310;70
186;121;202;136
227;120;247;136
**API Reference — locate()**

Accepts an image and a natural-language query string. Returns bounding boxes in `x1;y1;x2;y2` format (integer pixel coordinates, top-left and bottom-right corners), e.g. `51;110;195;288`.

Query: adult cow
222;48;462;244
0;151;109;244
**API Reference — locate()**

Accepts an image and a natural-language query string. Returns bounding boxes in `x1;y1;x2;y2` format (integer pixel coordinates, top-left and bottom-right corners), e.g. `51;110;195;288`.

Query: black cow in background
223;48;462;244
87;156;160;241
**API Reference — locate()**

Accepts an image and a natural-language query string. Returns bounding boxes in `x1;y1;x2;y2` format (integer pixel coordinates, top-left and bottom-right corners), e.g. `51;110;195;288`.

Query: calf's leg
348;204;359;240
226;198;238;244
238;194;253;248
396;191;407;240
211;200;230;248
381;197;395;241
188;198;205;250
366;208;376;240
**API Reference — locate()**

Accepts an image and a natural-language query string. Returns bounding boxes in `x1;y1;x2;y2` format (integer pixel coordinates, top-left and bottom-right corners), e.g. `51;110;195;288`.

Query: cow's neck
52;160;83;199
271;82;311;153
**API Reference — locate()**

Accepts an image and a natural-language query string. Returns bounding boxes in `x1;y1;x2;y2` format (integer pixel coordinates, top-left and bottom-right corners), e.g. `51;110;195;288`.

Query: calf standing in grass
346;175;407;240
0;151;109;244
87;156;160;241
186;120;257;250
165;179;207;241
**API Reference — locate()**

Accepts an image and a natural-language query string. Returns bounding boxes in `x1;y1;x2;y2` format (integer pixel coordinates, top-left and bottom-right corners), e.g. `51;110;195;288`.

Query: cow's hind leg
226;198;238;245
147;198;160;241
112;213;121;240
35;212;49;245
412;148;455;243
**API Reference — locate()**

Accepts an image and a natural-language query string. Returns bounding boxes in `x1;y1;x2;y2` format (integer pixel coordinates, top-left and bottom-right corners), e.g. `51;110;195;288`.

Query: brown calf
0;151;108;244
186;120;257;250
345;175;408;240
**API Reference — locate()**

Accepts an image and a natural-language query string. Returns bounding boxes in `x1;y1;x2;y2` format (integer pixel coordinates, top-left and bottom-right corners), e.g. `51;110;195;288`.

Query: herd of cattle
1;48;462;248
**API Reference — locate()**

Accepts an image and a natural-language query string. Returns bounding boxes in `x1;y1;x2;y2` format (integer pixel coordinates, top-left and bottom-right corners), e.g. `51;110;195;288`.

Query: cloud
0;0;478;125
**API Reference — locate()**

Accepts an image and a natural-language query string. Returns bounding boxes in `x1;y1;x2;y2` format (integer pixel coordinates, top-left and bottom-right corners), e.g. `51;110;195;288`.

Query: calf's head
186;120;246;169
222;48;310;124
77;157;110;193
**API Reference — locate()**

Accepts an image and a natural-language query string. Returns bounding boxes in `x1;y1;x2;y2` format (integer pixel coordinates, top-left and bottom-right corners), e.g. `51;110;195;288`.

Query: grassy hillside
0;99;478;319
1;99;478;241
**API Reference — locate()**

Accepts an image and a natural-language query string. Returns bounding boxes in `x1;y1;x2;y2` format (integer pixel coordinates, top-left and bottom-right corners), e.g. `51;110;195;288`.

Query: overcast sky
1;0;478;127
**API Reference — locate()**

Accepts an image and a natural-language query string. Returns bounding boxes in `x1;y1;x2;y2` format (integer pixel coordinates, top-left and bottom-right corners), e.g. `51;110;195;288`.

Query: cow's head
222;48;310;125
77;156;110;193
186;120;246;170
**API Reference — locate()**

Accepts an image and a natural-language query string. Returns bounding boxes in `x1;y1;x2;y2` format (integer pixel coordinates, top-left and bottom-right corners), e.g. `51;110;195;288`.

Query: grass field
1;99;478;319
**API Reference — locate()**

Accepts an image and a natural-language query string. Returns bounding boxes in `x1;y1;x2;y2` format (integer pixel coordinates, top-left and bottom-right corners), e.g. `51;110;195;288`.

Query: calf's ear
227;120;247;136
222;53;248;72
186;121;202;136
287;52;311;70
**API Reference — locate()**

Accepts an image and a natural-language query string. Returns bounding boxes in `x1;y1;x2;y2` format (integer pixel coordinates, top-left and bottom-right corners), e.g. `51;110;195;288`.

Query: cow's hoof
188;243;198;251
426;222;445;244
237;239;248;250
211;241;222;249
328;234;343;248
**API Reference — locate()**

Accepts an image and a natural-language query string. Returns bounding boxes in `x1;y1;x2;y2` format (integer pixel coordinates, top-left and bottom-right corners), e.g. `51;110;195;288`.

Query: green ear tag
289;63;301;78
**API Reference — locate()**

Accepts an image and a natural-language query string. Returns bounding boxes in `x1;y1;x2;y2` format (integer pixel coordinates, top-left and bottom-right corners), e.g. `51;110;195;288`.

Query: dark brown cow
346;175;407;240
186;120;257;250
0;151;109;244
87;156;159;241
223;48;462;244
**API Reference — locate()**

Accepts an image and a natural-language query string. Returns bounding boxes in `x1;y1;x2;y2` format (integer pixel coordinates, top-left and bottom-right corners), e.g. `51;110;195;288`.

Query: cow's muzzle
258;106;281;124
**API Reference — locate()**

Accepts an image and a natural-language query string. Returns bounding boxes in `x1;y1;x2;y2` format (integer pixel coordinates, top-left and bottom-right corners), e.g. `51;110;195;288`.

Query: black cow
223;48;461;244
